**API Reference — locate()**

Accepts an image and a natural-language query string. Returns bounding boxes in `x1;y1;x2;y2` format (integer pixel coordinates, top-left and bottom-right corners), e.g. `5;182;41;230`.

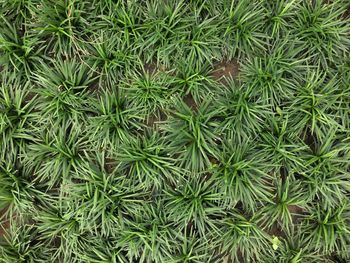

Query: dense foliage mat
1;0;350;262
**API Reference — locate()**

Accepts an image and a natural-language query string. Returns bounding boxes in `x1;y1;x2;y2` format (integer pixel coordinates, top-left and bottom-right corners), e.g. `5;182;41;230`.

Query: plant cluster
1;0;350;262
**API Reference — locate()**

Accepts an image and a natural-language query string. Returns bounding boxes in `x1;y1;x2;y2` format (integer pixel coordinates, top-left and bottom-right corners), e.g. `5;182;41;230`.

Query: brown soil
268;222;286;239
303;129;317;152
146;111;167;129
104;157;115;174
211;60;240;84
343;5;350;19
0;221;10;237
144;62;167;75
0;208;11;237
288;204;305;224
183;93;198;111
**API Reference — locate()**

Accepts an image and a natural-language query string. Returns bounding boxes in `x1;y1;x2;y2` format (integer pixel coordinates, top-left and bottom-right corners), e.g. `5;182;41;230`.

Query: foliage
1;0;350;262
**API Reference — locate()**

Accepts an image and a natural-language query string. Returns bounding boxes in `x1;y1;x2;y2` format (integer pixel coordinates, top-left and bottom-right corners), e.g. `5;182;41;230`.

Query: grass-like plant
264;0;300;37
240;40;305;105
300;129;350;209
212;140;273;212
258;116;308;173
173;60;219;103
121;68;176;117
164;172;222;237
0;78;37;162
258;177;307;234
22;121;87;188
0;17;43;77
116;201;178;263
0;164;41;222
267;229;324;263
86;31;137;87
115;131;180;190
31;0;88;55
137;0;189;66
86;88;145;148
169;229;215;263
0;223;52;262
292;0;350;66
0;0;350;261
219;0;267;58
215;80;272;140
302;204;350;255
34;59;96;121
215;209;271;262
180;14;223;65
287;70;346;140
0;0;34;24
161;98;220;172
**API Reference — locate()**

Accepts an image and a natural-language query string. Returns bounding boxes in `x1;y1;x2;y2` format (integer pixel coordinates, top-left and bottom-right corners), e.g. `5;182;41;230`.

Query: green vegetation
1;0;350;262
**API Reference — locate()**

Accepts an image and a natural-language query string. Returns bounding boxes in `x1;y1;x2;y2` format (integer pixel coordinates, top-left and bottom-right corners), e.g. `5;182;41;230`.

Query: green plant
292;0;350;66
164;172;222;237
179;14;223;65
115;131;179;190
22;121;87;188
0;0;350;261
215;80;272;140
86;31;137;87
0;18;43;77
302;204;350;255
264;0;300;37
220;0;267;57
287;70;346;140
121;68;176;117
0;78;37;162
0;0;35;24
258;117;308;173
161;98;220;172
138;0;189;66
300;129;350;209
240;40;305;105
0;223;52;263
267;229;324;263
31;0;88;55
216;210;270;262
86;88;145;148
169;229;215;263
173;60;219;103
258;178;307;234
0;164;42;222
116;201;177;263
212;141;273;212
33;59;97;121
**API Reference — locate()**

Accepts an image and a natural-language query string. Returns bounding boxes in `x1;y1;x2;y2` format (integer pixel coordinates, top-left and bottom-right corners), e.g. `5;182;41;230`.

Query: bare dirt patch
144;62;167;75
146;111;167;129
104;157;115;174
0;220;10;237
211;60;240;84
0;208;11;237
288;204;305;224
183;93;198;111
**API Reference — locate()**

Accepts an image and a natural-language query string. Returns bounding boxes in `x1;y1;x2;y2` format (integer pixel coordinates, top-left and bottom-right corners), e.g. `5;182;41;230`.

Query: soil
144;62;167;75
211;60;240;84
288;204;305;224
343;5;350;19
146;111;167;129
303;129;317;152
183;93;198;111
267;222;286;239
0;222;9;237
104;157;115;174
0;208;10;237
